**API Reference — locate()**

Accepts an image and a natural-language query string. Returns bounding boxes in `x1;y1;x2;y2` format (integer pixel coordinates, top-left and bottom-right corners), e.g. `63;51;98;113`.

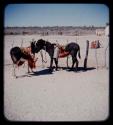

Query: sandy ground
4;35;109;121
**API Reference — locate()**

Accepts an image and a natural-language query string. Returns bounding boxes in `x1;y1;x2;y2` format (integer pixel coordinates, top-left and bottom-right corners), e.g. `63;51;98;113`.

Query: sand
4;35;109;121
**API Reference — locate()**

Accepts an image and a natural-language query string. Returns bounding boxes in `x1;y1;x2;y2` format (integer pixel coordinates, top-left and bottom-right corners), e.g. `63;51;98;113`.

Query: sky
4;4;109;27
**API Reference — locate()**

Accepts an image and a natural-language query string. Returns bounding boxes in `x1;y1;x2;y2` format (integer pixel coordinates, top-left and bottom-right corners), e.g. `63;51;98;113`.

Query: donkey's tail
78;47;81;59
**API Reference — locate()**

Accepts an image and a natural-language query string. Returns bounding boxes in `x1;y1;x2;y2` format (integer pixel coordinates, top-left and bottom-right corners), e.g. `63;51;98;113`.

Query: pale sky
4;4;109;27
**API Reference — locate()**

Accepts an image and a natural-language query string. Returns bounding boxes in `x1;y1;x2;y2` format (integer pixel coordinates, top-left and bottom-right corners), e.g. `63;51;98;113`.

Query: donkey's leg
71;51;76;70
71;54;78;70
54;58;58;71
75;58;79;71
71;57;76;70
49;58;53;72
67;56;69;68
71;58;79;71
72;50;79;71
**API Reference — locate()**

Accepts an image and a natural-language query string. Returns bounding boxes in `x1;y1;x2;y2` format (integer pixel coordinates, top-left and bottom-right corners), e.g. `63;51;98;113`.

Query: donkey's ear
31;41;35;44
34;41;36;45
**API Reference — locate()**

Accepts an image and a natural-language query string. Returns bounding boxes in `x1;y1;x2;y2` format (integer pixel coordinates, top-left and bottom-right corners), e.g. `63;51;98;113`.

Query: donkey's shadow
30;68;53;76
55;66;96;72
15;66;96;78
30;66;96;76
67;67;96;72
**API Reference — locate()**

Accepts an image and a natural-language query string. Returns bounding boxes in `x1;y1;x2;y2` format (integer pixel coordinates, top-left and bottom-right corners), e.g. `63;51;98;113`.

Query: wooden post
84;40;89;70
104;39;109;69
66;40;69;68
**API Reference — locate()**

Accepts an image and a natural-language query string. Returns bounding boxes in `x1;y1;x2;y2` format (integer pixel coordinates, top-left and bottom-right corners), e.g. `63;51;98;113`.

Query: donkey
30;39;81;72
10;46;38;78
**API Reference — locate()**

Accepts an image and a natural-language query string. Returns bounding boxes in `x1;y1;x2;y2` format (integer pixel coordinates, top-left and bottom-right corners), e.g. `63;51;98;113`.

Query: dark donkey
31;39;81;71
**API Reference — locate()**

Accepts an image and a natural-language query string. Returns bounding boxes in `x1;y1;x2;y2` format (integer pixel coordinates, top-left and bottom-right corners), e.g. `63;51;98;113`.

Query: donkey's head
28;54;38;69
31;39;46;54
31;41;37;54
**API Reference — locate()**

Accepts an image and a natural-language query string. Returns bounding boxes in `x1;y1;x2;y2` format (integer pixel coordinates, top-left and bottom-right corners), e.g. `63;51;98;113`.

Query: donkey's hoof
56;68;59;71
15;76;18;78
75;68;78;72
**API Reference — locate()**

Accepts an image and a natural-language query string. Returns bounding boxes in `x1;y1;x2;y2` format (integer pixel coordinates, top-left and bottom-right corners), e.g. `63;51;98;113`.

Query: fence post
84;40;89;70
104;37;109;69
66;40;69;68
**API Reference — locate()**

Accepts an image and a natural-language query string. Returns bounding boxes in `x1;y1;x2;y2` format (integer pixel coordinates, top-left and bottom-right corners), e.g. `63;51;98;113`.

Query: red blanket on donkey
58;46;70;58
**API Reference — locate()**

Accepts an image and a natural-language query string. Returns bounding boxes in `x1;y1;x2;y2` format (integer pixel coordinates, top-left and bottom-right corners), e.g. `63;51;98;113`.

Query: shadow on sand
30;66;96;76
50;66;96;73
64;67;96;72
30;68;53;76
14;69;53;78
15;74;32;79
15;67;96;78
